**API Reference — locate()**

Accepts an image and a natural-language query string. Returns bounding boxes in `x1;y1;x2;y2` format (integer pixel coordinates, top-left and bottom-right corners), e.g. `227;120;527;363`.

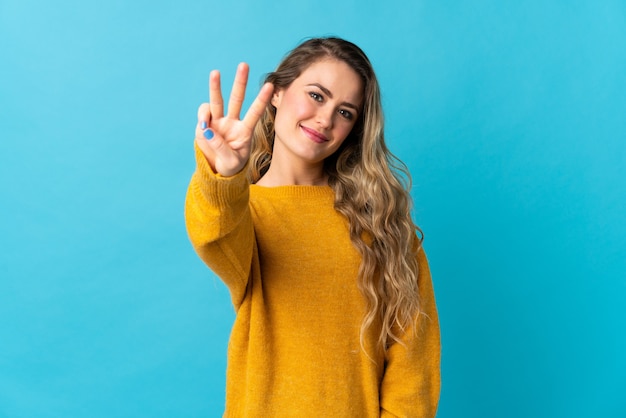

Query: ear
271;89;283;107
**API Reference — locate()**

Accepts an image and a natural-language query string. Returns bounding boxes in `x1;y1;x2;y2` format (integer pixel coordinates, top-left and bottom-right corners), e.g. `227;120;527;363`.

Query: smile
300;125;329;143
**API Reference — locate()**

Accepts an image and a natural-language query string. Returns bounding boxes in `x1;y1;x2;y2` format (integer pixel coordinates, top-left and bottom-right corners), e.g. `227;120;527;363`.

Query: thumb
200;120;215;140
196;103;215;140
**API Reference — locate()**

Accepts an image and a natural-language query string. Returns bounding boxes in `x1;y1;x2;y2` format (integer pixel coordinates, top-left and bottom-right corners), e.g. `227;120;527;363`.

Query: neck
256;155;328;187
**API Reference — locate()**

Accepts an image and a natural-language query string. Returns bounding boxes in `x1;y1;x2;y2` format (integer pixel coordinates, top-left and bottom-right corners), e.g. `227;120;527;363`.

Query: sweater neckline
250;184;334;198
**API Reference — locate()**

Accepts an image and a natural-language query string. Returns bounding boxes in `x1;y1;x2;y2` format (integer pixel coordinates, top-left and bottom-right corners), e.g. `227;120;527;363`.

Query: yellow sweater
185;145;441;417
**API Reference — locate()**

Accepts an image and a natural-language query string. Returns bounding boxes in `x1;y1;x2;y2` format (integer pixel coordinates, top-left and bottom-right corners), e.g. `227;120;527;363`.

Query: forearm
379;248;441;417
184;142;254;306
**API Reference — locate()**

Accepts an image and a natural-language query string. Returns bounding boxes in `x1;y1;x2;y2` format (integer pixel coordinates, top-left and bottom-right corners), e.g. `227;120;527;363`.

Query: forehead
294;59;364;104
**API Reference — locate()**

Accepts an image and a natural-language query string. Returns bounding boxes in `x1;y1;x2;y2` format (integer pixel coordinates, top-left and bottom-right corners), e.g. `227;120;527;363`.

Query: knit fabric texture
185;144;441;417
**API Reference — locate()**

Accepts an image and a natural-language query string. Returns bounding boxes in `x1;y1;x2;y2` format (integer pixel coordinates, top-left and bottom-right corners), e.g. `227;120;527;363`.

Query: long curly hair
249;37;423;354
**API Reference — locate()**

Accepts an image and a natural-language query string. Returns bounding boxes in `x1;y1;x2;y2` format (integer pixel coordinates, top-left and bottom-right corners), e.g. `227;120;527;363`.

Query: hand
195;62;274;176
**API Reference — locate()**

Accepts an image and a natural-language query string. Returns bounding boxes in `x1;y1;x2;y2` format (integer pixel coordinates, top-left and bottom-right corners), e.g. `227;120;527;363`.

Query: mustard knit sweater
185;145;441;417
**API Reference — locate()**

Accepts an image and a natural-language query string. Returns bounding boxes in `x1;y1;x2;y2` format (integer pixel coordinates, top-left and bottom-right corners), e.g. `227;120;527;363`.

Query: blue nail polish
201;121;207;129
203;129;214;140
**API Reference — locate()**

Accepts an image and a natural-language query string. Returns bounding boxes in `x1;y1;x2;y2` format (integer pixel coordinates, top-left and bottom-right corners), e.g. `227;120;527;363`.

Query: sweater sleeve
379;248;441;418
184;143;254;309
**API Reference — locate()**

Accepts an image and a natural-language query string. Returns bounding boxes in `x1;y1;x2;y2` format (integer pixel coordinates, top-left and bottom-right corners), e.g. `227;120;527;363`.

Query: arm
379;248;441;418
184;143;253;308
184;63;273;308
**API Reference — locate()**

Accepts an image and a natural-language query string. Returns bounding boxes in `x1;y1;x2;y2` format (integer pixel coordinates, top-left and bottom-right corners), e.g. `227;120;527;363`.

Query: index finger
209;70;224;119
241;82;274;131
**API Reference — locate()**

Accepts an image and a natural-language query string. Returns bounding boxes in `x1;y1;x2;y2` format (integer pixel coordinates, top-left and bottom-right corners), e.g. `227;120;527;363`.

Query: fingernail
203;129;214;140
201;121;207;129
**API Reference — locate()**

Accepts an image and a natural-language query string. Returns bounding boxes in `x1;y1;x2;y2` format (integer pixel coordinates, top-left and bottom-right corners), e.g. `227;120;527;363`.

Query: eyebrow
306;83;360;113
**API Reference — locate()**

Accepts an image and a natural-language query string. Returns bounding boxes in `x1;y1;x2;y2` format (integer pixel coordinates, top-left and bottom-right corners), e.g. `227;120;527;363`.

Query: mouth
300;125;329;143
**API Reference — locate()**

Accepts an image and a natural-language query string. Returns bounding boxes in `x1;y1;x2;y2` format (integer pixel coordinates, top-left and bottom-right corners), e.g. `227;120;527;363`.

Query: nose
316;105;334;130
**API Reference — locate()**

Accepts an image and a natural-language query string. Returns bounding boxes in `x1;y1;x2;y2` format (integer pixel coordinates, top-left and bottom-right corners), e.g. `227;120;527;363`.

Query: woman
185;37;440;417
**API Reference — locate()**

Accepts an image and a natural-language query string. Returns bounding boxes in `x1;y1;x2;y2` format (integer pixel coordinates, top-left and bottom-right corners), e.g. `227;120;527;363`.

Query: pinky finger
197;103;211;123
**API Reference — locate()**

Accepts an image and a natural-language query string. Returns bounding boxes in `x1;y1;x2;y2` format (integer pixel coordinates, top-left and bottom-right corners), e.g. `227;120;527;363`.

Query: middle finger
227;62;249;119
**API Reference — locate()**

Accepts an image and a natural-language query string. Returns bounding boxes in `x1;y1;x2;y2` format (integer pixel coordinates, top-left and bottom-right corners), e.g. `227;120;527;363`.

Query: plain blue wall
1;0;624;417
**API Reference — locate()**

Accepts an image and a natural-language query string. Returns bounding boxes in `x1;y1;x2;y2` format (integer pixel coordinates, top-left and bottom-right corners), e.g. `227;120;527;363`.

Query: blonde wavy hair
249;37;423;353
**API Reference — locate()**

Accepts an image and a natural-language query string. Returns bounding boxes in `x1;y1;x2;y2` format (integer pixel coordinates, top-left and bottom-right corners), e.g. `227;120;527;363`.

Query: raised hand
195;63;274;177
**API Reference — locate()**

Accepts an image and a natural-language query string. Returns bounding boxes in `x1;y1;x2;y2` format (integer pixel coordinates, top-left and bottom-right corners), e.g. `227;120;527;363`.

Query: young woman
185;37;440;417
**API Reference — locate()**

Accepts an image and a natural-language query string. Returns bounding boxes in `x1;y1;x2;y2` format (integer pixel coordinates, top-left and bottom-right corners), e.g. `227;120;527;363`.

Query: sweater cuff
192;141;250;207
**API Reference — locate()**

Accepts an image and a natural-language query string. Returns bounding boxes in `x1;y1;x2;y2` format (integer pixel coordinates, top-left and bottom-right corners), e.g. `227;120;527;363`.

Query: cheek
280;91;315;118
275;102;314;137
335;122;356;142
290;97;316;121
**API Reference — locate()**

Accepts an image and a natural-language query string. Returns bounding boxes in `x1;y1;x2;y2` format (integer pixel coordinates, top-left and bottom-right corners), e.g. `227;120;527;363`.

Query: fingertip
203;129;214;140
197;102;211;119
260;82;275;100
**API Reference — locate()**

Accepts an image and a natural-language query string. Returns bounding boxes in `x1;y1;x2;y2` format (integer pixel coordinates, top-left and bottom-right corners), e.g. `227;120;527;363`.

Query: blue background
1;0;624;417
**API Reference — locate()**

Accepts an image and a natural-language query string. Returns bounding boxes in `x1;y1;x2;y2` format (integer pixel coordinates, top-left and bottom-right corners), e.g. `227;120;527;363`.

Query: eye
308;91;323;102
339;109;354;120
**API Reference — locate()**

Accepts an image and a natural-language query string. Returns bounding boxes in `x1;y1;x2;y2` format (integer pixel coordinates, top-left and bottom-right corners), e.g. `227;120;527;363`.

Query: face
271;58;364;168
